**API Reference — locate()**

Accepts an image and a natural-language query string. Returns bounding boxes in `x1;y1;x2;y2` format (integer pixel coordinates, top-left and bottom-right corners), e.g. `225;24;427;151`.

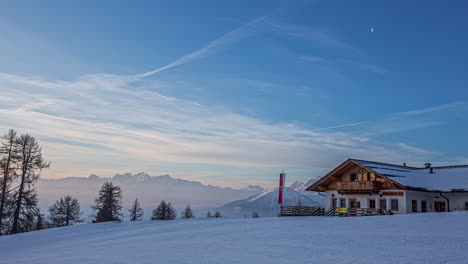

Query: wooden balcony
336;181;381;194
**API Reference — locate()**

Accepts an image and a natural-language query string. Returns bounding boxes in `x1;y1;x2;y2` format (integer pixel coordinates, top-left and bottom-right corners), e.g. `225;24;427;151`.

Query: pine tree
206;211;212;218
0;129;19;235
92;182;123;223
48;195;83;227
34;210;47;231
151;200;176;220
128;198;143;221
11;134;49;234
214;211;222;218
181;205;195;219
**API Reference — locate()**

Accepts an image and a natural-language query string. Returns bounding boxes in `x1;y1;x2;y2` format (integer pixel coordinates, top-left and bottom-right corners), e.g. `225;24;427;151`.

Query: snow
354;159;468;191
1;212;468;264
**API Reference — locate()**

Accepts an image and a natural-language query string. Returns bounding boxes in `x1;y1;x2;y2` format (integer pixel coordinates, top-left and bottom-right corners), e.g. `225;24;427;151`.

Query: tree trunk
11;140;30;234
0;137;13;233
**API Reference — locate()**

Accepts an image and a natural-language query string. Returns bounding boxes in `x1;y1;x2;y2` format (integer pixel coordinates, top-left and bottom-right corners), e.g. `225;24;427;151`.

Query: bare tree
11;134;50;234
0;129;19;234
92;182;123;223
48;195;83;227
128;198;143;221
181;205;195;219
151;200;176;220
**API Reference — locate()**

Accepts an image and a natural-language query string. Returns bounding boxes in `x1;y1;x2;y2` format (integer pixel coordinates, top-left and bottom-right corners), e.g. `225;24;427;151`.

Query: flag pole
278;170;286;216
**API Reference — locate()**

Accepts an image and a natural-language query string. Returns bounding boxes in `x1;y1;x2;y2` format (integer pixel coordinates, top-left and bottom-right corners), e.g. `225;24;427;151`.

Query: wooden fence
332;208;385;217
279;206;324;216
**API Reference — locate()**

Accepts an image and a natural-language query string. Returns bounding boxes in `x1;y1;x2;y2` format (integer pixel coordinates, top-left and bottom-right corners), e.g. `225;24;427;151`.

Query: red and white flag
277;172;286;204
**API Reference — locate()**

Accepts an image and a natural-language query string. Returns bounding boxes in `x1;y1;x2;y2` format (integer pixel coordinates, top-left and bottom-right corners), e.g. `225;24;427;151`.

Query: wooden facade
307;159;406;194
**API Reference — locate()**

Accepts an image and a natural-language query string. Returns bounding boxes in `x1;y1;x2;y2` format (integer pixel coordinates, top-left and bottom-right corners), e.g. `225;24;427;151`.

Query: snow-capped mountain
37;173;265;220
215;187;323;217
288;177;321;193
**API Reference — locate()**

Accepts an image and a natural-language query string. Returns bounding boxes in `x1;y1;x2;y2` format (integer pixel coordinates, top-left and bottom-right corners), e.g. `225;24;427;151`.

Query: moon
370;27;374;33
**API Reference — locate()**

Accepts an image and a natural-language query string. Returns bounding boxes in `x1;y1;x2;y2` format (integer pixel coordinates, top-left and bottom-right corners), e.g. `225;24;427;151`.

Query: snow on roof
352;159;468;192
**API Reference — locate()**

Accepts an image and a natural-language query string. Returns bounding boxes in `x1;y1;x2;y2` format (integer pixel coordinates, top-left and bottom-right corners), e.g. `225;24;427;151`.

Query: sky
0;0;468;188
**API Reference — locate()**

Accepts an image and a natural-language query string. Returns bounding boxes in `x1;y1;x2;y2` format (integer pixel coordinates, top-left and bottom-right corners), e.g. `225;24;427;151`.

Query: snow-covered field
1;212;468;264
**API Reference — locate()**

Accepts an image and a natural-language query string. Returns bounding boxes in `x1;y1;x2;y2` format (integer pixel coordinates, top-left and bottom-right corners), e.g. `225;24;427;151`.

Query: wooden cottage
307;159;468;215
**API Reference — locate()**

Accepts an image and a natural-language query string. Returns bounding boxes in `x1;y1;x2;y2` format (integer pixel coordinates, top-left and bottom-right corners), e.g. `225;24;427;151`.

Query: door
349;198;358;209
434;202;446;212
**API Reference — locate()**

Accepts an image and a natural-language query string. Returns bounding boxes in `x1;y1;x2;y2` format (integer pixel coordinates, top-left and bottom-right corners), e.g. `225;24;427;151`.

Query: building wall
405;190;468;212
325;190;407;214
440;192;468;211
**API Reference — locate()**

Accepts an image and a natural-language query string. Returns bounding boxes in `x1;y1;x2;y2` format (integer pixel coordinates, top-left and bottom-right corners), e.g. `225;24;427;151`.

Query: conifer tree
48;195;83;227
0;129;19;234
92;182;123;223
214;211;222;218
11;134;49;234
206;211;212;218
128;198;144;221
181;205;195;219
151;200;176;220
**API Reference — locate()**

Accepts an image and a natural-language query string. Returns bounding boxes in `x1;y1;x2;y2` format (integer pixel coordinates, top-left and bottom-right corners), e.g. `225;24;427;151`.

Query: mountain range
37;173;322;220
37;173;265;220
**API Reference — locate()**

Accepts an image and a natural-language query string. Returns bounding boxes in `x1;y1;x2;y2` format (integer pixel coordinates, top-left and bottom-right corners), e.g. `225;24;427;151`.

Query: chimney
424;163;431;169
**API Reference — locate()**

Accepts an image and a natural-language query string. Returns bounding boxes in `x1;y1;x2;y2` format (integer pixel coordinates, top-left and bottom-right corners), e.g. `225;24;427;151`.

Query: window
340;199;346;208
380;199;387;210
332;198;337;208
412;200;418;212
351;173;357;182
421;201;427;212
369;199;376;209
391;199;399;211
366;173;371;181
357;201;361;208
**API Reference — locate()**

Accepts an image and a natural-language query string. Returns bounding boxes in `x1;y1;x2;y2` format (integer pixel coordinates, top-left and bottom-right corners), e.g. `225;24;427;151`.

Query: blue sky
0;0;467;188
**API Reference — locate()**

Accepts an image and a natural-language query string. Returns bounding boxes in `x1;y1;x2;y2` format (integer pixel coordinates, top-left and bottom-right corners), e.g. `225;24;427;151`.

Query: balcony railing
336;181;381;191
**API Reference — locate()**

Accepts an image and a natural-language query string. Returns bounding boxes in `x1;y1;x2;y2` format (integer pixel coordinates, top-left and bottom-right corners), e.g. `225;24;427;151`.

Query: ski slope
1;212;468;264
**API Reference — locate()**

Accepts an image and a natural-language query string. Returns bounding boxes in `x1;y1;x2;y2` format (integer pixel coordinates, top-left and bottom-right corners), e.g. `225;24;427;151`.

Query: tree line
0;129;219;236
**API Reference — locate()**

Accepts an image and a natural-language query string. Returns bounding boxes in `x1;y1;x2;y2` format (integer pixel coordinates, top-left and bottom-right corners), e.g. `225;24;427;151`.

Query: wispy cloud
398;143;437;155
134;16;265;79
263;19;357;52
312;121;373;131
0;71;427;185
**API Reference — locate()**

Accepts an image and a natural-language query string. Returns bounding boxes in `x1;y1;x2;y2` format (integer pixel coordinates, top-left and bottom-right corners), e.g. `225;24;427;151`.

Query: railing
336;181;381;191
279;206;324;216
332;208;386;217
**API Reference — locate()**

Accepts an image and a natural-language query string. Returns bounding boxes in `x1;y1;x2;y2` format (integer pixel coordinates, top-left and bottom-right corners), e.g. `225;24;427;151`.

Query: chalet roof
352;159;468;192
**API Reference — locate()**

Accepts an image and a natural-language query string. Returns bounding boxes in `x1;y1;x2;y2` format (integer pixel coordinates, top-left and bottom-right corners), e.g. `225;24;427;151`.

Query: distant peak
88;174;101;180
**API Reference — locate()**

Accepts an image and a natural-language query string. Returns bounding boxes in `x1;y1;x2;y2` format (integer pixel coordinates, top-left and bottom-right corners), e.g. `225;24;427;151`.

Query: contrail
312;121;373;131
133;16;266;80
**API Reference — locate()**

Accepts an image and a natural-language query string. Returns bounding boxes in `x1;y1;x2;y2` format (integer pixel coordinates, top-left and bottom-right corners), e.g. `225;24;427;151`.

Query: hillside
215;187;323;217
37;173;265;219
1;212;468;264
